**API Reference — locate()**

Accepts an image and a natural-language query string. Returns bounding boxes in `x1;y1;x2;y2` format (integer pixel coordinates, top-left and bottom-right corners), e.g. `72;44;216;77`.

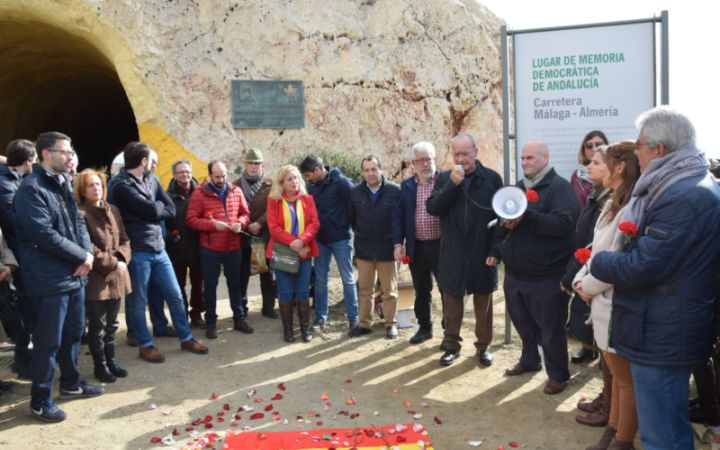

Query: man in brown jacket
235;149;277;318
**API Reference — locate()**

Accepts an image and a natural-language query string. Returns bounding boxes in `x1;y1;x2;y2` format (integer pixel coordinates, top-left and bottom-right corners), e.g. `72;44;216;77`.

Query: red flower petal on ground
264;404;274;411
574;247;591;264
204;415;213;422
401;255;411;264
250;412;265;420
350;413;360;419
231;421;238;427
345;378;352;384
526;189;539;202
233;414;241;420
277;383;286;391
150;437;161;443
172;428;180;436
223;403;230;410
204;423;213;429
217;411;225;416
434;416;443;425
316;421;323;426
272;411;280;416
210;392;219;399
509;441;519;448
217;417;224;422
185;426;194;432
272;393;283;400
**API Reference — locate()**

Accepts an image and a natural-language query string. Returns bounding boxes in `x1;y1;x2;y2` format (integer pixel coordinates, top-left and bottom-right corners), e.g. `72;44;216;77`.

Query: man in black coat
489;141;579;395
348;156;401;339
14;132;104;422
426;134;503;367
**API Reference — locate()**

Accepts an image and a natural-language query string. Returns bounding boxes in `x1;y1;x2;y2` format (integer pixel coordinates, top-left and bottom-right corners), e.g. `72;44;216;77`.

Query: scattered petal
324;402;332;411
241;405;254;412
413;423;424;432
497;446;504;450
308;411;316;418
272;393;283;400
217;411;225;416
403;400;412;408
204;423;213;429
250;412;265;420
247;388;256;398
434;416;443;425
264;404;274;411
277;383;286;391
345;378;352;384
148;403;157;410
210;393;219;400
350;413;360;419
185;426;195;432
161;433;175;446
317;421;324;426
391;386;400;393
579;392;589;401
468;440;483;447
223;403;230;410
387;428;396;435
172;428;180;436
254;396;264;403
217;417;224;422
272;416;282;422
234;414;241;420
162;409;173;416
413;413;423;420
395;424;408;432
204;415;213;423
420;401;430;408
150;437;161;443
231;422;238;428
346;396;356;405
407;410;416;415
509;441;519;448
272;411;280;415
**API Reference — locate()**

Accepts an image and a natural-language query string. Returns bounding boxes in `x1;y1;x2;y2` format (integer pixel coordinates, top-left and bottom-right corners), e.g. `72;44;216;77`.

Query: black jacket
0;164;22;253
165;179;200;266
426;163;503;295
348;177;400;261
110;169;175;253
13;164;91;297
307;167;354;244
490;168;579;280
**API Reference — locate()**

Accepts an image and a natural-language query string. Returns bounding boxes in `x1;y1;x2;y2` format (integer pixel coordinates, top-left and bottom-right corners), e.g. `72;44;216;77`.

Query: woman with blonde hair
75;169;132;383
266;165;320;343
573;141;641;450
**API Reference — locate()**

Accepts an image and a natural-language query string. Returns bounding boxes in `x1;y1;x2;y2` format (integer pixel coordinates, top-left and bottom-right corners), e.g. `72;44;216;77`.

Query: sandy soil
0;268;714;449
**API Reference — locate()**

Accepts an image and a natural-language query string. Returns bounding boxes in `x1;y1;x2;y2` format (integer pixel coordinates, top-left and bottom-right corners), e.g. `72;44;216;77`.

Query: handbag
270;242;299;274
0;282;25;342
249;237;269;275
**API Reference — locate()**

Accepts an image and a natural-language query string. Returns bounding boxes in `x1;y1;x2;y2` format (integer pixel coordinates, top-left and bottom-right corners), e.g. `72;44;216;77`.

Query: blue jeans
313;239;358;321
126;251;193;348
30;288;84;407
630;362;693;450
12;271;35;365
125;280;169;337
199;247;244;326
274;259;313;303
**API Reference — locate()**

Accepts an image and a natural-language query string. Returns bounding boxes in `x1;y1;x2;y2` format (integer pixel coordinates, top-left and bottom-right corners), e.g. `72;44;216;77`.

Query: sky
478;0;719;157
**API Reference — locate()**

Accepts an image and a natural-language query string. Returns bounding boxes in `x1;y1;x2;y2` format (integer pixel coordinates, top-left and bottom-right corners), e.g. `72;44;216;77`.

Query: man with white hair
426;134;503;367
590;107;720;449
392;141;443;345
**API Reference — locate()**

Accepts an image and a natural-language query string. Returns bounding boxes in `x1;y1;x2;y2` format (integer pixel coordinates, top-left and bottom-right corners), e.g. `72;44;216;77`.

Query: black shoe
348;319;358;331
571;347;598;364
386;325;399;339
439;341;447;352
11;360;31;380
107;363;128;378
262;310;279;319
348;326;372;338
439;350;459;366
477;349;493;367
94;366;117;383
0;379;15;392
153;327;178;338
409;329;433;344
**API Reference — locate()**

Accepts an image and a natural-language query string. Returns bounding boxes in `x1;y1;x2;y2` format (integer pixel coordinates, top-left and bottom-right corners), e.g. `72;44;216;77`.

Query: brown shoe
191;317;207;329
578;393;603;413
139;346;165;363
181;339;209;355
205;326;217;339
505;363;542;376
586;426;616;450
576;408;609;427
543;379;569;395
234;318;254;334
606;438;634;450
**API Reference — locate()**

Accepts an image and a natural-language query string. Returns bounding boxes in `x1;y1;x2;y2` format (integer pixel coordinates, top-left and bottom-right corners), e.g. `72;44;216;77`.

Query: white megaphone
487;186;528;228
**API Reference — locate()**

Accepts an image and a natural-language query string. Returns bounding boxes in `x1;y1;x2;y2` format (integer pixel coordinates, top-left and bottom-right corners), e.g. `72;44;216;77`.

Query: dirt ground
0;267;715;449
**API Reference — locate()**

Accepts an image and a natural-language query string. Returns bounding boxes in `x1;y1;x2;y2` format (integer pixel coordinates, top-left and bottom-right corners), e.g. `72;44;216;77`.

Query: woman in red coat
266;165;319;343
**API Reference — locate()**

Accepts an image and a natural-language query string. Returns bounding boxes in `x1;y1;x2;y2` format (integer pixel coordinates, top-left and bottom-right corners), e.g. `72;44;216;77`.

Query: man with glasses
14;132;104;422
427;134;503;367
392;141;443;345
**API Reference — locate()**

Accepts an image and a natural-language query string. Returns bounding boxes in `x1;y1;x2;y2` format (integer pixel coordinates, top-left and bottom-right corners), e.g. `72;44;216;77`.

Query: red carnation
205;211;214;219
526;189;539;202
401;255;411;264
171;229;180;236
574;248;591;264
618;221;638;237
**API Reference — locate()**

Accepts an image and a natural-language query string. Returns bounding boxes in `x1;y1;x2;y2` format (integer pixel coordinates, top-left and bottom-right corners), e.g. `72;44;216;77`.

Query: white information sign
513;22;656;181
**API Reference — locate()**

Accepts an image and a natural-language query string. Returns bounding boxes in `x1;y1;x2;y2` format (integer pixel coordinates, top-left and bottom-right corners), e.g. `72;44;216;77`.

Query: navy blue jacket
307;167;353;244
392;171;439;259
591;173;720;367
0;164;22;253
110;169;175;253
349;177;401;261
13;164;91;297
490;168;579;280
426;164;503;295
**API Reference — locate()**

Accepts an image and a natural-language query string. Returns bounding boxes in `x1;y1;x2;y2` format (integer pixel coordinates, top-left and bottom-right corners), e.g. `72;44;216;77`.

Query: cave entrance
0;19;138;169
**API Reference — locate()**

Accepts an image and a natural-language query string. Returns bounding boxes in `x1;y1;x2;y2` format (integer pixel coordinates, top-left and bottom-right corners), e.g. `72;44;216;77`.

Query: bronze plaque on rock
231;80;304;129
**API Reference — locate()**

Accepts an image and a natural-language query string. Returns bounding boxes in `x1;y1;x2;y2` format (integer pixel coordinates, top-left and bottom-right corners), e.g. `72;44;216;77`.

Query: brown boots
297;299;313;343
279;302;295;343
586;427;635;450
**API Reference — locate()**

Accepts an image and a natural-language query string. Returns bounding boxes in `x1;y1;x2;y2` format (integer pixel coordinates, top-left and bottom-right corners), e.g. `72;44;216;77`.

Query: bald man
488;141;579;395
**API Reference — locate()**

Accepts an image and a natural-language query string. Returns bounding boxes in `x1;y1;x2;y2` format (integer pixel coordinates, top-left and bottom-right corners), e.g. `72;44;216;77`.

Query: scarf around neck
523;164;553;189
281;192;304;237
623;145;709;227
240;171;263;203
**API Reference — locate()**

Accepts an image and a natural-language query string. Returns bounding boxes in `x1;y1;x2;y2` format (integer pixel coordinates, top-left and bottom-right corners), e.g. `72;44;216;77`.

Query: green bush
288;148;363;184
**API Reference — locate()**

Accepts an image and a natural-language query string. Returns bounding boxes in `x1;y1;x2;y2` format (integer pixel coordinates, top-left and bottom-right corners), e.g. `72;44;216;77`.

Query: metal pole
660;10;670;104
501;26;512;345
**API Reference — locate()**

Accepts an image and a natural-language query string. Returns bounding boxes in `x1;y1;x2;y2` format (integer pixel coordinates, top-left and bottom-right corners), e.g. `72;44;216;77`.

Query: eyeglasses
412;157;434;164
584;141;604;150
49;148;75;157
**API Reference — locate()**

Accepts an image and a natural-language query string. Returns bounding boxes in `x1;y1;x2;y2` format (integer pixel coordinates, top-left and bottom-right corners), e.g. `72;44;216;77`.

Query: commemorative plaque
231;80;304;129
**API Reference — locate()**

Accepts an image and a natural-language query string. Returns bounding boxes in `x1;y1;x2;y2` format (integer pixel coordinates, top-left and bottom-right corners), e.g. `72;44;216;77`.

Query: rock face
2;0;505;181
113;0;505;178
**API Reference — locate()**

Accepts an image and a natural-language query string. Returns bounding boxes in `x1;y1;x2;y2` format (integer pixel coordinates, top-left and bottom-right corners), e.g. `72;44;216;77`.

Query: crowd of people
0;106;719;450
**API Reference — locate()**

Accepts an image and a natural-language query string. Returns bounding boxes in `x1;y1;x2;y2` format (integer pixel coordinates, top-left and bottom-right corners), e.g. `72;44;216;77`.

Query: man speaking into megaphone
487;141;579;395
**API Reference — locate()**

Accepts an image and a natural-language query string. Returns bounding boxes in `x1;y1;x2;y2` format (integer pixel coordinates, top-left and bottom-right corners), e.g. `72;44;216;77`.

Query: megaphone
487;186;528;228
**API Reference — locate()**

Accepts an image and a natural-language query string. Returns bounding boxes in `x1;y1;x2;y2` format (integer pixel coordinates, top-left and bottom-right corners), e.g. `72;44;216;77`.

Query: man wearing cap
235;148;277;319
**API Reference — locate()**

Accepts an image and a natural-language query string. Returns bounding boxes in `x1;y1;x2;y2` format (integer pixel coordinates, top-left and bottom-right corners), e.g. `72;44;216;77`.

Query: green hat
244;148;264;163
